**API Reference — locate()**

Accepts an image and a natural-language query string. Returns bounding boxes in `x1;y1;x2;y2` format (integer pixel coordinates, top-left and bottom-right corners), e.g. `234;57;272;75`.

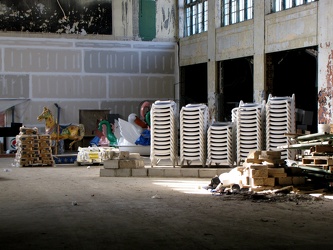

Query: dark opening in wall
0;0;112;35
268;46;317;132
219;57;254;121
180;63;208;108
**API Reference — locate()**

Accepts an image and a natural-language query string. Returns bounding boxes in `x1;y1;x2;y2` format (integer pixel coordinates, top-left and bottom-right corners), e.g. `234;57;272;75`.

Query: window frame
221;0;253;27
184;0;208;37
271;0;317;13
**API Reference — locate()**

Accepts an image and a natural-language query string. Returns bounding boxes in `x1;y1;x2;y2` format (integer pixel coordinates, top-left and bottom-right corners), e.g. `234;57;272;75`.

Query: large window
272;0;317;12
221;0;253;27
185;0;208;36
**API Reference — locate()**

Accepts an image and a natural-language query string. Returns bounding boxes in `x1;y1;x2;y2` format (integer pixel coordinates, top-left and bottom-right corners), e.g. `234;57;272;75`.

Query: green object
98;120;118;146
139;0;156;41
145;111;151;127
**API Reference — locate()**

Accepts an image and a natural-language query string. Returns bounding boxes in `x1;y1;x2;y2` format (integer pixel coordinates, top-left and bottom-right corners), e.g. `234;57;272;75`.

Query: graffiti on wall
318;49;333;124
0;0;112;35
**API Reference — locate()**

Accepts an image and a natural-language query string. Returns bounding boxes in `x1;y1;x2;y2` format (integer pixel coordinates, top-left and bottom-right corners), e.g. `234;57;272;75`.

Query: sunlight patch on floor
152;179;211;194
310;193;333;200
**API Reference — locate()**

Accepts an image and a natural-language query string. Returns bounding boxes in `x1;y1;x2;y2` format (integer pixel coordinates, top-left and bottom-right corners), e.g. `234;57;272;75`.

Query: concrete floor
2;156;333;250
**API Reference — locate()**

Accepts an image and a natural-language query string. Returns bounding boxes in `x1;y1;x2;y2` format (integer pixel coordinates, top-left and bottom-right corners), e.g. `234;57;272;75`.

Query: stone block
115;169;132;177
148;168;165;177
199;169;219;178
132;169;148;177
100;169;116;177
181;169;199;178
129;153;141;159
119;159;145;169
103;159;119;169
165;168;182;177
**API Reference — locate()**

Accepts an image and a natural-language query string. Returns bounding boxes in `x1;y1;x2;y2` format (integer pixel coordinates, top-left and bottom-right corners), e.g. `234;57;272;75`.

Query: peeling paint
159;5;175;35
122;0;129;36
318;49;333;124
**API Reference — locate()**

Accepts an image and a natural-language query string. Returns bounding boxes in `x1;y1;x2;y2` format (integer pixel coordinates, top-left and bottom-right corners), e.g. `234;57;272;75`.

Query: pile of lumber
241;150;305;188
14;127;54;167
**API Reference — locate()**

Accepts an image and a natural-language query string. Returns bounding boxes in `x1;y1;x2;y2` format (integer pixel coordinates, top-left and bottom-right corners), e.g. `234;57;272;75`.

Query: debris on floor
203;149;333;202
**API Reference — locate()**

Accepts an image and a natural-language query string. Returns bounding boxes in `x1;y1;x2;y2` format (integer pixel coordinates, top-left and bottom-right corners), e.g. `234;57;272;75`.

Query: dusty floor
1;157;333;250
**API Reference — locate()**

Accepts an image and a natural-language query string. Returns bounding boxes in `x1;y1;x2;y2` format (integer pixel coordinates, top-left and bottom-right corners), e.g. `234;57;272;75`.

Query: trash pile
203;150;311;196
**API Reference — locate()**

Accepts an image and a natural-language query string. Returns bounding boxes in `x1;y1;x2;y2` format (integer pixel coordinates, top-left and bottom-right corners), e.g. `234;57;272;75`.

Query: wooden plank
314;145;333;153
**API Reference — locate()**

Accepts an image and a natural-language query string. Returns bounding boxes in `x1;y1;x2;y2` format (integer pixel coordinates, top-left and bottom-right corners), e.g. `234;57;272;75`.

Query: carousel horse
37;106;85;149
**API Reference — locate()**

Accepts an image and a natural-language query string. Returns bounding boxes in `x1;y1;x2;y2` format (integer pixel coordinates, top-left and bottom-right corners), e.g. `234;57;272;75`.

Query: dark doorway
267;46;317;132
180;63;208;108
219;57;254;121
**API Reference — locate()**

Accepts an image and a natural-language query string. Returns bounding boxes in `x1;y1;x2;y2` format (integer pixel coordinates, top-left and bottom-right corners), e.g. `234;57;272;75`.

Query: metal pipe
278;140;332;149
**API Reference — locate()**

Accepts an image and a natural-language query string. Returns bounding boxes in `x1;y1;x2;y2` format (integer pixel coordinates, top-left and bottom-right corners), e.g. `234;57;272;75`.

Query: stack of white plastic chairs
234;101;265;165
150;100;178;167
266;94;296;160
207;122;234;167
180;104;208;167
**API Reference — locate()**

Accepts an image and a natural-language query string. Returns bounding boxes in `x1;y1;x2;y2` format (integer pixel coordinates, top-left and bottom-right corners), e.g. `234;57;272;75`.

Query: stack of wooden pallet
280;132;333;175
15;127;54;167
301;145;333;173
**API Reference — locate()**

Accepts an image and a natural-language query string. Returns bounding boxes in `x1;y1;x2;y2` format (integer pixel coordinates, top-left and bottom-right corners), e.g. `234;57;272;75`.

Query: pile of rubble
215;150;305;191
242;150;305;188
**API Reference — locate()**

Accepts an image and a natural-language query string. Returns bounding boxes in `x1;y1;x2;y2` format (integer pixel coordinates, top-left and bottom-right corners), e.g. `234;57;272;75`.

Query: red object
134;116;148;128
94;129;104;138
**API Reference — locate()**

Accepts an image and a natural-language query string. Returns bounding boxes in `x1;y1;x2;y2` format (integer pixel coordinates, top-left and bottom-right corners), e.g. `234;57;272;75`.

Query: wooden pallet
19;164;54;167
300;155;333;173
302;155;333;166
